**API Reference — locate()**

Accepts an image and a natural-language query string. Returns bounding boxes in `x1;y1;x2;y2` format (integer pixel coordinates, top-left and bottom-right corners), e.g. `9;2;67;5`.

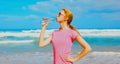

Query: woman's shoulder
52;29;59;33
53;29;59;32
68;28;77;33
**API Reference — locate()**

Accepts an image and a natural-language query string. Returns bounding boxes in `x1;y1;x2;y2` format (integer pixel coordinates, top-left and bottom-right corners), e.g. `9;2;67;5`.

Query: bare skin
38;10;92;63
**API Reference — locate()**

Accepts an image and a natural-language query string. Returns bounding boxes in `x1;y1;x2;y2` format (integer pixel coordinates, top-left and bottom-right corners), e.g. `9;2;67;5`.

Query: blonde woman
38;8;92;64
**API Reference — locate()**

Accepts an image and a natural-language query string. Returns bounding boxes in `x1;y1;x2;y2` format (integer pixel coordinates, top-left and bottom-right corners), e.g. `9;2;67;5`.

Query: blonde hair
60;8;81;36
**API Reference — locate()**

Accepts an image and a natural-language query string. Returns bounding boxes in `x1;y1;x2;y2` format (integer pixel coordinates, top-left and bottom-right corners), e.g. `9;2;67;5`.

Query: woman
38;8;92;64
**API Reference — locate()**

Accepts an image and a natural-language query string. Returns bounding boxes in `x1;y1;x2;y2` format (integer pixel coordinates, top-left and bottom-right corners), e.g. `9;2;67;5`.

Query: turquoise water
0;29;120;54
0;36;120;54
74;36;120;52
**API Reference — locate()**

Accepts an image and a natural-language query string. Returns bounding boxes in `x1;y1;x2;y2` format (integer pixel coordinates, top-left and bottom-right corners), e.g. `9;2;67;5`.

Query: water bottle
42;17;56;25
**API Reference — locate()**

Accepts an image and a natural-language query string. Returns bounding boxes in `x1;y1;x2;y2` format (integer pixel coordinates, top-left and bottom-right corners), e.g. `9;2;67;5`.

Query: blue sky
0;0;120;29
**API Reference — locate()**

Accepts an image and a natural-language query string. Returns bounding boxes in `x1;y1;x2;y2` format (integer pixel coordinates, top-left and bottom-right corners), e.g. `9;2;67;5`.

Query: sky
0;0;120;29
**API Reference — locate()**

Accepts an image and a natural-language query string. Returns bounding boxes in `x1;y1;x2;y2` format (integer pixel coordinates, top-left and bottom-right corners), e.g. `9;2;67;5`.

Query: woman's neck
59;21;69;30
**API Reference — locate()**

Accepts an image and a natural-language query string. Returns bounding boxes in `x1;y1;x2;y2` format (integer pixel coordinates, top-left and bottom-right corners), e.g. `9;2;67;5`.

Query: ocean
0;29;120;64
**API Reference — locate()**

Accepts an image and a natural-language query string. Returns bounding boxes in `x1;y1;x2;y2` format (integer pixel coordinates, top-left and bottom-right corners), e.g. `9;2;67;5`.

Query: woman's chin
56;20;60;22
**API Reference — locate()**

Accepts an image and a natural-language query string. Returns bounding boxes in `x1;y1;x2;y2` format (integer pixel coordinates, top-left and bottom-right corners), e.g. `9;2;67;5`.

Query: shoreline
0;51;119;64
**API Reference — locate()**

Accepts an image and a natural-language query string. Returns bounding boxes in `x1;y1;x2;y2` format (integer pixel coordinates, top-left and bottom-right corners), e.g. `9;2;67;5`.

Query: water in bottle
42;17;56;25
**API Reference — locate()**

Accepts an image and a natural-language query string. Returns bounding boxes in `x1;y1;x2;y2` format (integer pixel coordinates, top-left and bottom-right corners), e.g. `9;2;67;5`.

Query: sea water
0;29;120;64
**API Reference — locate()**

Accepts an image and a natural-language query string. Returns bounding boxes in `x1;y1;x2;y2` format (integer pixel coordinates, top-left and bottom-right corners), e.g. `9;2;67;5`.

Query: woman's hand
63;55;75;63
42;18;50;29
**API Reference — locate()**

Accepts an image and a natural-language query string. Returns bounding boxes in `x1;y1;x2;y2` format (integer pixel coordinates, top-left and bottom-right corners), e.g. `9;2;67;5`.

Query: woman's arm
38;28;52;48
38;18;51;48
73;35;92;62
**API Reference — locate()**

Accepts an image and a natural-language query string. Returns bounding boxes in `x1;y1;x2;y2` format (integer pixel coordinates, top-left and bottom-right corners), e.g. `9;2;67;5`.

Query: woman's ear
64;17;68;21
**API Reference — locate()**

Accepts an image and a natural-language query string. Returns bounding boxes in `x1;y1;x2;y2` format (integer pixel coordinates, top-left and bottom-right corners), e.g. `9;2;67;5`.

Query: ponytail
69;25;81;36
61;8;81;36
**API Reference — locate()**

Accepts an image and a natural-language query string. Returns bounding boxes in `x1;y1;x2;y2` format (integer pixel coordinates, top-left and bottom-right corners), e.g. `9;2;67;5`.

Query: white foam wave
0;40;34;44
0;32;41;38
91;51;120;56
0;29;120;38
78;29;120;37
0;30;53;38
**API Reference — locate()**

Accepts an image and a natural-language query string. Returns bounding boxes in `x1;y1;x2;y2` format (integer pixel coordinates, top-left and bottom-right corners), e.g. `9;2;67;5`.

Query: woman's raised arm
38;28;52;48
38;18;51;48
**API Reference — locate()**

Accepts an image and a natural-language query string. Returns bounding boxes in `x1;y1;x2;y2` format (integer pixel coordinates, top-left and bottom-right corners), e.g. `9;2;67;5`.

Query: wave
0;40;34;44
31;51;120;56
91;51;120;55
0;32;39;38
0;30;53;38
0;29;120;38
78;29;120;37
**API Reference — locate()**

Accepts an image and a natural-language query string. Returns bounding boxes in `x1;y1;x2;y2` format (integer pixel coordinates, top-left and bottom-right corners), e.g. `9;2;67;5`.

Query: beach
0;29;120;64
0;51;120;64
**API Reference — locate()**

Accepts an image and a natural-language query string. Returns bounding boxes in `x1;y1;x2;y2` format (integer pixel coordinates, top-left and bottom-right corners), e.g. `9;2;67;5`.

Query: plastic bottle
42;17;56;25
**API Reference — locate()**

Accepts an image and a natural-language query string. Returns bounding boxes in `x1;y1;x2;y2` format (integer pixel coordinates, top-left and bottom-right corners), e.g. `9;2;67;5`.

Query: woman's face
56;10;66;22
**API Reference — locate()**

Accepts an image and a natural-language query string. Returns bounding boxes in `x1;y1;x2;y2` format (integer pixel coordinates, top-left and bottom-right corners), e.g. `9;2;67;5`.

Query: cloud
101;12;120;21
0;15;22;21
25;15;39;20
84;11;120;21
0;15;39;21
29;5;39;11
86;0;120;11
52;0;64;3
0;0;120;29
28;0;120;13
29;1;55;12
26;0;120;21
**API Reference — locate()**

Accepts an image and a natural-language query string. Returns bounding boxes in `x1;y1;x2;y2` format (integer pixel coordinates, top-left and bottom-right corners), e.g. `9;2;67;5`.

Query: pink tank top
51;28;78;64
